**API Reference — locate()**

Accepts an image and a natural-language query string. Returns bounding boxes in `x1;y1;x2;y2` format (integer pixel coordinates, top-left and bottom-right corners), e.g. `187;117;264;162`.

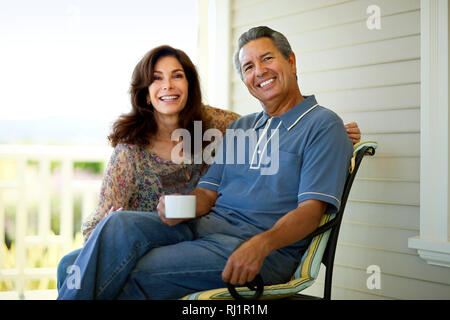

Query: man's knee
103;210;141;227
100;211;158;235
119;268;224;300
57;248;81;290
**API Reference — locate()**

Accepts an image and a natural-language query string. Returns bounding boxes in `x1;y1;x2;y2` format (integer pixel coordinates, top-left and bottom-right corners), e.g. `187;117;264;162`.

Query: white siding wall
229;0;450;299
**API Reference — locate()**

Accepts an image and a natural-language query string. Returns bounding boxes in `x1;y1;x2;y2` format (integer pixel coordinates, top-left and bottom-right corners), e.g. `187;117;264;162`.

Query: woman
82;46;240;242
56;45;239;289
56;45;361;290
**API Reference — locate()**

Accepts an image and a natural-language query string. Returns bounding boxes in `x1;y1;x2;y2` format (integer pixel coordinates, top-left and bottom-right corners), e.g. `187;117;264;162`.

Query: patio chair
182;140;377;300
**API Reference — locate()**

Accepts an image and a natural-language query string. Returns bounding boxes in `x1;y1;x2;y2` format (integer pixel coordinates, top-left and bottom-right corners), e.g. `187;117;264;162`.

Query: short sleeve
197;137;226;192
81;144;136;242
197;105;239;191
297;119;353;214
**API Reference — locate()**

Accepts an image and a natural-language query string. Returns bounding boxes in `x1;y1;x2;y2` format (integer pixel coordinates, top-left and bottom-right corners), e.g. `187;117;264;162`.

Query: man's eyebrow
260;51;273;58
241;51;273;69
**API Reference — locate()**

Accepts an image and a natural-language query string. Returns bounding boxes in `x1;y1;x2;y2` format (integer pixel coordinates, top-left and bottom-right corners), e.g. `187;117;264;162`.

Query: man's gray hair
233;26;293;80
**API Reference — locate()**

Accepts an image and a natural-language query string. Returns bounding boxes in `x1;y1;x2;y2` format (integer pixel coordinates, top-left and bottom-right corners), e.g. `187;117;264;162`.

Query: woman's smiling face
147;55;189;117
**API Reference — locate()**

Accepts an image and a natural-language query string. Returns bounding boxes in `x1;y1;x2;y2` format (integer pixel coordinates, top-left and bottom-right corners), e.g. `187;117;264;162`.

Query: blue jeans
57;248;81;291
57;210;298;300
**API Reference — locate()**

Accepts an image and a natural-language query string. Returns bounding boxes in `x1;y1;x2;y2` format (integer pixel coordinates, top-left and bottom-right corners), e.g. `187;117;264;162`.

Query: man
58;26;353;300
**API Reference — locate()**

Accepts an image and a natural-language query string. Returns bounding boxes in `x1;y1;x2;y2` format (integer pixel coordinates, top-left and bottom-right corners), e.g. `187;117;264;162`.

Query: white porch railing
0;144;112;299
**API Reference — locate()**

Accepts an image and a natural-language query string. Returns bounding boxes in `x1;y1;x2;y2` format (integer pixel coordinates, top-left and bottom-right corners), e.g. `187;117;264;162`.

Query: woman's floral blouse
81;105;240;242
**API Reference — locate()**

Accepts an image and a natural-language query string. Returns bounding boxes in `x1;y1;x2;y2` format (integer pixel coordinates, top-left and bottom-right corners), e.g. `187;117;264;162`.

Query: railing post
81;188;96;224
16;157;27;300
39;159;51;242
60;159;73;255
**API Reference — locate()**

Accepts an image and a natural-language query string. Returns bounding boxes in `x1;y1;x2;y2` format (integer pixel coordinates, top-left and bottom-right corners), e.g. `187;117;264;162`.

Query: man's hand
345;122;361;144
222;199;327;285
222;235;269;285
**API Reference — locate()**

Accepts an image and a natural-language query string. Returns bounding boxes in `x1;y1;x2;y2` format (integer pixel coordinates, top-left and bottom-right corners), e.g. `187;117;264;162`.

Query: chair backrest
308;142;377;298
324;143;376;296
289;141;377;298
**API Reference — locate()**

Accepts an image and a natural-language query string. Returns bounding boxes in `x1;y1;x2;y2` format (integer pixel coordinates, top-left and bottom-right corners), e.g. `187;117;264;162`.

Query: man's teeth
260;79;274;87
160;95;178;101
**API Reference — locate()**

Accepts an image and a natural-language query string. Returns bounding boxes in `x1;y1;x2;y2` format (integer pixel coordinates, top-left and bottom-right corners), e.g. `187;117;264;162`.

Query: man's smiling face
238;37;298;112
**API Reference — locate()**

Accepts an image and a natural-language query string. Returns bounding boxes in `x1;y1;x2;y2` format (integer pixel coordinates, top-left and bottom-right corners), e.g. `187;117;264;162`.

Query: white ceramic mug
164;195;196;219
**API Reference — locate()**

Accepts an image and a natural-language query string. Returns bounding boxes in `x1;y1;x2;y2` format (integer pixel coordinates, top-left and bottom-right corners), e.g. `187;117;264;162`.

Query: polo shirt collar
252;95;319;130
252;112;271;130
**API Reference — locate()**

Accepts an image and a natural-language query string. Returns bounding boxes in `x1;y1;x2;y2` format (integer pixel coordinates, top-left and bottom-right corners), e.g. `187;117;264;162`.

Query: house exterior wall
229;0;450;299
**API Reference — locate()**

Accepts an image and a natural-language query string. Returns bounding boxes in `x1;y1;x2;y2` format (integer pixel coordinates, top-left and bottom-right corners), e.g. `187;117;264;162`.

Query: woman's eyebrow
153;69;184;74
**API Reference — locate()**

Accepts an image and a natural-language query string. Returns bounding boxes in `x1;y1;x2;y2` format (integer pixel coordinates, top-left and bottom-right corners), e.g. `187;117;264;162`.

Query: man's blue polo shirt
197;95;353;257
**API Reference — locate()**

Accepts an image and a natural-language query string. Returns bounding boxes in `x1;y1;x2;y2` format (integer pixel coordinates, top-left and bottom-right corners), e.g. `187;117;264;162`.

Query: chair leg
323;236;339;300
323;264;334;300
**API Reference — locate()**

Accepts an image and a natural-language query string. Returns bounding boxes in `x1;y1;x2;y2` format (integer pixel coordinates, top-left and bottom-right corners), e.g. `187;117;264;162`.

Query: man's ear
288;52;297;75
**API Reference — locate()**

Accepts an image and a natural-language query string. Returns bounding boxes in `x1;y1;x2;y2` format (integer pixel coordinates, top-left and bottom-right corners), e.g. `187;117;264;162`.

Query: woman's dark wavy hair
108;45;205;148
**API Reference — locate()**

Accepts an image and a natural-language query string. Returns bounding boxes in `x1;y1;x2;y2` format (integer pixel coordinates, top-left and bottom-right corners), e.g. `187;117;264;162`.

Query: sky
0;0;199;144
